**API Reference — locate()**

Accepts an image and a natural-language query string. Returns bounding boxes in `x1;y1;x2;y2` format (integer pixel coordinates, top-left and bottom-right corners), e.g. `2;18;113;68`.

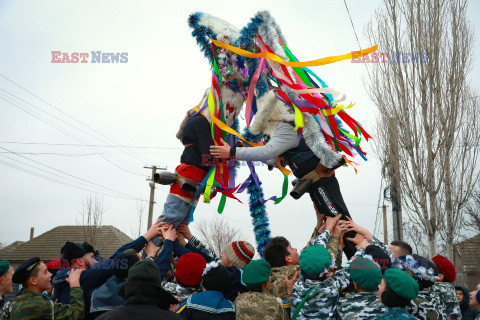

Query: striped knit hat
224;241;255;269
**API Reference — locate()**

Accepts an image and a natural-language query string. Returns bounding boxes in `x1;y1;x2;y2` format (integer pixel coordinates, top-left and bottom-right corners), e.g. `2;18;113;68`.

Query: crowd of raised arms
0;205;479;320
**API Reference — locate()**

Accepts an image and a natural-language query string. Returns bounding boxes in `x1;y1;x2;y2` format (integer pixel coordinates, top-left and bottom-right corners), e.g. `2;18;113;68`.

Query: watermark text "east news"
351;51;429;63
51;51;128;63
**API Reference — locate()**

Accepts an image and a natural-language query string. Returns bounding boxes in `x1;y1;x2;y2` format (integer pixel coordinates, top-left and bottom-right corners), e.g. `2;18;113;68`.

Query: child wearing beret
374;268;420;320
235;259;297;320
431;254;461;320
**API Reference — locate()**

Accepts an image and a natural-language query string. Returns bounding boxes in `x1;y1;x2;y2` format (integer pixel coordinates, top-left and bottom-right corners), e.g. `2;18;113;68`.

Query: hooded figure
456;285;480;320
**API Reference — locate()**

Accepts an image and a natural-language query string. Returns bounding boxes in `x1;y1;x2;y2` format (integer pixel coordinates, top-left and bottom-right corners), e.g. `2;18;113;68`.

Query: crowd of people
0;206;479;320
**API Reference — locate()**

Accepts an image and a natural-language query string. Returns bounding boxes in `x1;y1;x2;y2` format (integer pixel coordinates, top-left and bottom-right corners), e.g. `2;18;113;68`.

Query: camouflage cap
242;259;271;288
299;245;331;277
384;268;419;301
349;256;382;291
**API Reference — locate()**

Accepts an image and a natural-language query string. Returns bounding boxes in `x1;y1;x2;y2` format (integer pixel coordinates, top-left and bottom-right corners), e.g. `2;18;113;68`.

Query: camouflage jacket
0;296;12;320
161;279;201;302
372;307;419;320
291;246;365;320
407;286;447;320
10;287;84;320
433;283;461;319
369;236;395;263
303;228;340;261
338;291;386;320
235;291;288;320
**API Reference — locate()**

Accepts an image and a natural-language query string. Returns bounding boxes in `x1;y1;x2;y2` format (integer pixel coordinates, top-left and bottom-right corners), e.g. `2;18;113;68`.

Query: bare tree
464;191;480;235
77;194;106;248
367;0;479;259
191;217;243;256
130;199;146;238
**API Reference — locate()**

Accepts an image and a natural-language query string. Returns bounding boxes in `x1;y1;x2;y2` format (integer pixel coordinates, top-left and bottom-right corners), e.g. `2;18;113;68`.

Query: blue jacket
53;236;147;320
90;276;126;318
177;290;235;320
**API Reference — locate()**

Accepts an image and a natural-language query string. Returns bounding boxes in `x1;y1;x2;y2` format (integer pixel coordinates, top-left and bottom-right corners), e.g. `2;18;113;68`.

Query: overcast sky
1;0;479;253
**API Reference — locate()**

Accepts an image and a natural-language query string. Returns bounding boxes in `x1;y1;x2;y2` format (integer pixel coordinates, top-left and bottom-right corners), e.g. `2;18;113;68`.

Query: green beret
242;259;271;288
349;257;382;291
12;257;41;284
384;268;419;300
299;245;331;277
0;260;11;277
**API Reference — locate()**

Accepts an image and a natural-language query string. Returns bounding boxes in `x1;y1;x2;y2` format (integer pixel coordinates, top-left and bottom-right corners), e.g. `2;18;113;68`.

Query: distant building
0;225;133;298
454;233;480;291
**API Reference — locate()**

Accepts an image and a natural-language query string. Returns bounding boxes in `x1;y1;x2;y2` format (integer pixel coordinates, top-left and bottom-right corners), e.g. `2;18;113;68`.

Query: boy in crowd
431;255;461;320
235;259;296;320
374;268;420;320
0;260;14;320
177;262;235;319
337;256;385;319
10;257;84;320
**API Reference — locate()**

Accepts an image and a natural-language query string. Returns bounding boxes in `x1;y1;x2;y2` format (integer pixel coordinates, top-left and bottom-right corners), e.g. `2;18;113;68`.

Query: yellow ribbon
293;104;304;131
211;39;378;67
321;103;355;116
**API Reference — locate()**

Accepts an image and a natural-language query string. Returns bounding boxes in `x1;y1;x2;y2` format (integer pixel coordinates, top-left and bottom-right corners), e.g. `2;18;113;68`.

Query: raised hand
285;271;300;296
210;138;232;159
162;224;177;242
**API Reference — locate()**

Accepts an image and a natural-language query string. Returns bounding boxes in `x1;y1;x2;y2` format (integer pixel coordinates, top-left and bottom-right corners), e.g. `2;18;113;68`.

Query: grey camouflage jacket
338;291;385;320
291;230;365;320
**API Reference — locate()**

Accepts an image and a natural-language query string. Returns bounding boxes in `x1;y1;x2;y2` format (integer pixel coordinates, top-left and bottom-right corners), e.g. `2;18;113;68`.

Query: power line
0;141;182;149
0;145;142;200
0;158;147;202
343;0;373;82
0;94;145;176
0;73;152;164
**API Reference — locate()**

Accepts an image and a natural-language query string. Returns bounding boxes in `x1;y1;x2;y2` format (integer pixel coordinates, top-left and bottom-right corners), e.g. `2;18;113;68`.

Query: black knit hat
12;257;41;284
82;242;95;254
201;262;230;292
365;245;392;274
121;260;179;305
61;241;87;262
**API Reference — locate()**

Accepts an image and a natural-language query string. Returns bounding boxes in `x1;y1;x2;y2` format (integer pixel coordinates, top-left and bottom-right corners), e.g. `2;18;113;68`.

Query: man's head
469;283;480;310
13;257;52;292
61;241;96;270
389;241;413;258
0;261;14;295
264;236;299;268
221;241;255;269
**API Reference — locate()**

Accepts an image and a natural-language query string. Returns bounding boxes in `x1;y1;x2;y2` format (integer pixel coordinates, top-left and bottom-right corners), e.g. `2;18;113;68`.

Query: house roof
455;234;480;272
0;225;134;263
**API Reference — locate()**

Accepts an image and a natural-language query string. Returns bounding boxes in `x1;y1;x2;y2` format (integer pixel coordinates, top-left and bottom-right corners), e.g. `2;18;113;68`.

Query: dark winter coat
97;282;182;320
455;285;480;320
53;235;148;320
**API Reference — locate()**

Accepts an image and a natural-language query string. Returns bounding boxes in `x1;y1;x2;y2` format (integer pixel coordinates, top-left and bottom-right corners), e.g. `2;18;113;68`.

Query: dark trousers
309;174;357;259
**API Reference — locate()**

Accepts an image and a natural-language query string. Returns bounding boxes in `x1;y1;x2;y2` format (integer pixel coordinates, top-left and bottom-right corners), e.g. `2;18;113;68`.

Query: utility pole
144;165;166;229
388;117;403;241
382;205;388;244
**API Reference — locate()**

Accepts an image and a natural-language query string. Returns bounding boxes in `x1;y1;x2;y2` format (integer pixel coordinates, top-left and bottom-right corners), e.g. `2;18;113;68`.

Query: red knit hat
431;254;456;282
175;253;206;287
